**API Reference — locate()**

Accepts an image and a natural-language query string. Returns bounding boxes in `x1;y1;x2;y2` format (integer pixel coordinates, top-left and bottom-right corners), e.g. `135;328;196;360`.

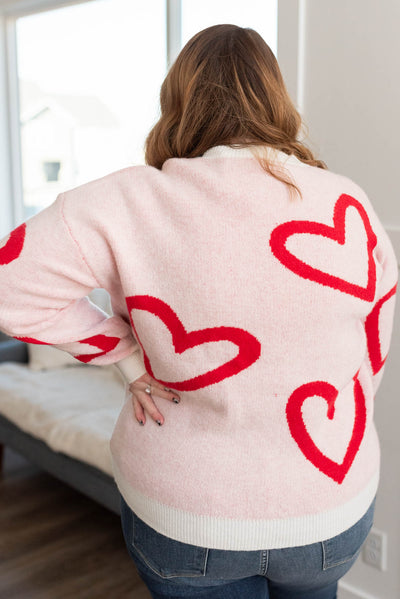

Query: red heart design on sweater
126;295;261;391
269;194;377;301
0;223;26;265
365;285;397;374
15;334;119;363
286;377;367;484
74;334;120;363
15;336;51;345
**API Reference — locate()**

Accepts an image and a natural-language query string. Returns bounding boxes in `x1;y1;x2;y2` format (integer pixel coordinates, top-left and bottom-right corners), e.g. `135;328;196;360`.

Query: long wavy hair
145;24;326;197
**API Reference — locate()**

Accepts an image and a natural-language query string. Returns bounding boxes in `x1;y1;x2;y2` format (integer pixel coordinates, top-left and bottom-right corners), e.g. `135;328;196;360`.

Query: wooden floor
0;448;152;599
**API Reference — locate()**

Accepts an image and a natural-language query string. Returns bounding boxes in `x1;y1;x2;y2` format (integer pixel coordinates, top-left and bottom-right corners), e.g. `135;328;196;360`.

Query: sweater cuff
114;350;147;383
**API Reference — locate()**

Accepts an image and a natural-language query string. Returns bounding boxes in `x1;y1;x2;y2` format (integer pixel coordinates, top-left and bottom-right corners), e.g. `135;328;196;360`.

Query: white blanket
0;363;126;476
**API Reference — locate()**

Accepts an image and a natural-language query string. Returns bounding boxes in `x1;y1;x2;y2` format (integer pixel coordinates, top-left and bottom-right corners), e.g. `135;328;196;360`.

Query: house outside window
42;161;61;182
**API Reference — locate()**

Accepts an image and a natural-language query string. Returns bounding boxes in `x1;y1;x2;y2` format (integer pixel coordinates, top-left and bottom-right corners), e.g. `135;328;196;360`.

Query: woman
0;24;397;599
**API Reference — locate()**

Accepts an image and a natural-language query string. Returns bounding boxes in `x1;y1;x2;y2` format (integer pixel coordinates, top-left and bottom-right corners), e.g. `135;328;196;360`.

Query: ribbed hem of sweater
111;459;379;551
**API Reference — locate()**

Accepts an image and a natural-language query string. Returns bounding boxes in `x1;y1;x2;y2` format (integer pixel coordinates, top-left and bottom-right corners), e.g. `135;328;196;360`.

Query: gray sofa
0;334;121;515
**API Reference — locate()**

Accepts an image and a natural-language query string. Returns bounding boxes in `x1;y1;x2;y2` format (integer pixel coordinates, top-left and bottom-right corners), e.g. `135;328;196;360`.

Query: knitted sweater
0;145;397;550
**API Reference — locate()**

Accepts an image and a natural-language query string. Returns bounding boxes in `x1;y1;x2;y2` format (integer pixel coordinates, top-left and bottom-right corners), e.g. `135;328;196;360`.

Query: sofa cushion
0;363;126;476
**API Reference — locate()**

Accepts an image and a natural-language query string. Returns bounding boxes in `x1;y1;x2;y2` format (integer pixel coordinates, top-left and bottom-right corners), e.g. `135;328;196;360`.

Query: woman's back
17;142;393;549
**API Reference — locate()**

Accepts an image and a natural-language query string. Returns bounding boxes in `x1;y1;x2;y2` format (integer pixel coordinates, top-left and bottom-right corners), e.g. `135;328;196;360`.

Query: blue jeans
120;496;375;599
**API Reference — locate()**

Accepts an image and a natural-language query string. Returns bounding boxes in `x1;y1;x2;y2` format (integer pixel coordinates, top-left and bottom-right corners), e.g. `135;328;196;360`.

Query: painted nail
156;420;162;426
139;420;144;426
172;398;180;404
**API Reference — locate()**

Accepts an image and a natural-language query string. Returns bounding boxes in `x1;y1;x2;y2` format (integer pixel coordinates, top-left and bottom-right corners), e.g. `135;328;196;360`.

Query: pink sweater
0;145;397;550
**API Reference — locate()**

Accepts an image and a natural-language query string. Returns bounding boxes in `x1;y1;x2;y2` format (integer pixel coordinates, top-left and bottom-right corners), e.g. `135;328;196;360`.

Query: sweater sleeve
364;220;398;394
0;193;146;380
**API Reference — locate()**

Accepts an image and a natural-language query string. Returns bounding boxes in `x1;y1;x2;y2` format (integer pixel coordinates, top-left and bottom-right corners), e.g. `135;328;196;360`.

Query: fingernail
172;398;180;404
156;420;162;426
139;420;144;426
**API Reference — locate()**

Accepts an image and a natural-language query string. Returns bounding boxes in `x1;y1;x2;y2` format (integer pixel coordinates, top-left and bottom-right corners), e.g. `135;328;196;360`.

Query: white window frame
0;0;301;236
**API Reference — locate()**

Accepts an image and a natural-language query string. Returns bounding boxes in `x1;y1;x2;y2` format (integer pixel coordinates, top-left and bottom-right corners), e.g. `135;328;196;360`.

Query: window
16;0;166;218
1;0;279;225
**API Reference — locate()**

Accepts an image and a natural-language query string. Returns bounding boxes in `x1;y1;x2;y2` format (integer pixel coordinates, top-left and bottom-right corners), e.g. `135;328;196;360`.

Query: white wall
279;2;400;598
302;0;400;231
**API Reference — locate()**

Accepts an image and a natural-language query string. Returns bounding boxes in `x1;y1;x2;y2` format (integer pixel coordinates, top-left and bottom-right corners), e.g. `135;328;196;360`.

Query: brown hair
145;24;326;197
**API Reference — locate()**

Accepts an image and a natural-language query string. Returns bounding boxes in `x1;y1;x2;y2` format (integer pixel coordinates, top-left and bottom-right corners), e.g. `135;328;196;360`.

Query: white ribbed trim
202;144;309;168
114;349;146;383
112;459;379;550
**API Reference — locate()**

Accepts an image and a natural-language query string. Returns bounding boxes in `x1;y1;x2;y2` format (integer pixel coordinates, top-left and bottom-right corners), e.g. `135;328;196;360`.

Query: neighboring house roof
20;79;119;127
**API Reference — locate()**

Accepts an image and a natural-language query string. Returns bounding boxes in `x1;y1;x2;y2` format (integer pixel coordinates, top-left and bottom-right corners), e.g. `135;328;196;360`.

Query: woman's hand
128;372;180;426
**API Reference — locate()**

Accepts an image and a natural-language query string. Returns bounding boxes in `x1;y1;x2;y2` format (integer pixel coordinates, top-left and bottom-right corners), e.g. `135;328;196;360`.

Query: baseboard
338;581;379;599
